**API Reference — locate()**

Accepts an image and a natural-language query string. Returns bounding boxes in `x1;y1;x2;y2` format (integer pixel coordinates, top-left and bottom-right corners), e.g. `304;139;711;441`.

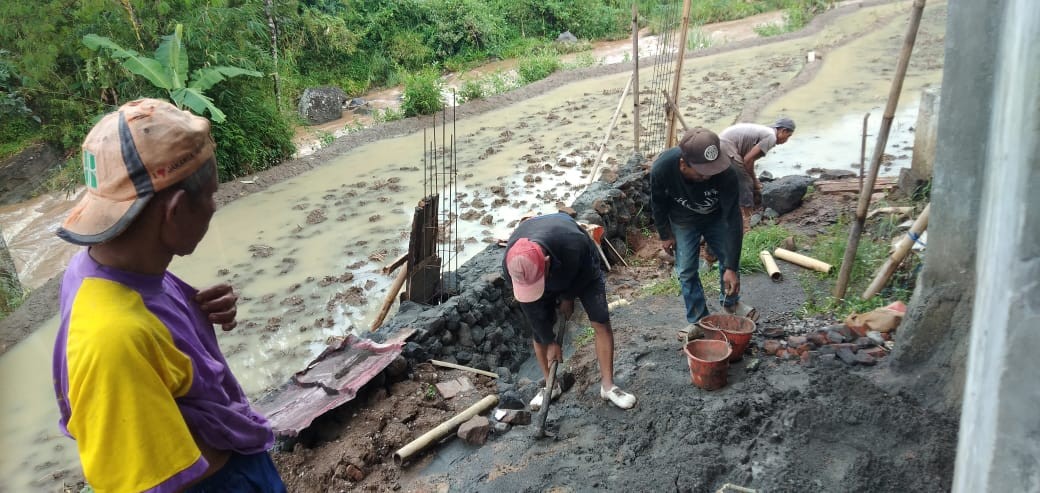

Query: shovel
533;313;568;439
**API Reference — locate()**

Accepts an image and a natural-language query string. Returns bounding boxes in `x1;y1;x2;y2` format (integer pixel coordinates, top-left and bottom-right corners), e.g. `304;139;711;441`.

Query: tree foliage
84;24;261;123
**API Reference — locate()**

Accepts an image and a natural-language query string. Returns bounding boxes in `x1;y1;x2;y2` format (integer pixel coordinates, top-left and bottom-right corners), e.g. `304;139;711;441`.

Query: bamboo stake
858;113;870;195
370;266;408;331
862;204;930;299
666;0;693;148
602;237;630;267
759;250;782;281
834;0;926;299
381;253;408;274
774;248;832;273
393;394;499;465
632;3;641;151
588;74;634;184
430;359;500;379
661;90;689;133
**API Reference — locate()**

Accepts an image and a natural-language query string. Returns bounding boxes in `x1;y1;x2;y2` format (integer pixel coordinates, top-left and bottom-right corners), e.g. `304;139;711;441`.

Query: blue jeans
185;452;287;493
673;221;739;323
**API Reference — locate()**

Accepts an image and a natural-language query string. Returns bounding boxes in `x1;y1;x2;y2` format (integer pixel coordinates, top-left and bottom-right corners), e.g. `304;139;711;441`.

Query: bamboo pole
862;204;930;299
661;90;689;133
632;3;641;151
588;74;634;185
666;0;693;148
381;253;408;274
602;237;630;267
858;113;869;195
834;0;926;299
774;248;832;273
370;266;408;331
430;359;500;379
759;250;782;281
393;394;499;465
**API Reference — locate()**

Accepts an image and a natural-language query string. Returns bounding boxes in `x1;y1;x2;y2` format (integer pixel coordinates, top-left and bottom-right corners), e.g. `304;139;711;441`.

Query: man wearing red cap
503;213;636;410
650;127;745;327
52;99;284;491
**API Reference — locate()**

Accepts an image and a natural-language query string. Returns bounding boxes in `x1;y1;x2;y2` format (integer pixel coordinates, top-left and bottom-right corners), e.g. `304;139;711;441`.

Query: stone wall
374;153;649;372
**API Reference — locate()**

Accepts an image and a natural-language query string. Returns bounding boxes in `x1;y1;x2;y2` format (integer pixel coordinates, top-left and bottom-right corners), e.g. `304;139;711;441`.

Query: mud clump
306;208;327;224
249;244;275;258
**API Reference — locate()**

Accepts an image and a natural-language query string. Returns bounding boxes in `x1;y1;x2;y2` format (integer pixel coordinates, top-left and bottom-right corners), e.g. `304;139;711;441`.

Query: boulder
556;31;578;43
762;175;813;215
298;86;347;125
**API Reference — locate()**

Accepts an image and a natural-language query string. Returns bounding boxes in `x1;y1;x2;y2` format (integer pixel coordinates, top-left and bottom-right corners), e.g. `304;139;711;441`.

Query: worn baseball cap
57;98;216;246
773;117;796;131
506;238;546;302
679;127;730;177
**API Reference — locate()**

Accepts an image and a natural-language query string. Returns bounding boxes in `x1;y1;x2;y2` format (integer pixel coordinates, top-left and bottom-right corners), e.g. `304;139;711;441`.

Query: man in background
720;117;796;217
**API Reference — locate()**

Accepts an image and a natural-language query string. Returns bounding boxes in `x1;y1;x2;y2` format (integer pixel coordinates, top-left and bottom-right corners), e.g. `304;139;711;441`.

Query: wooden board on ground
816;177;897;193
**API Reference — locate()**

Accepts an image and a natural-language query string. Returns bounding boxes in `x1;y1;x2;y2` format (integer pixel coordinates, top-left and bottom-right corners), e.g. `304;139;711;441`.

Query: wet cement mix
271;230;958;492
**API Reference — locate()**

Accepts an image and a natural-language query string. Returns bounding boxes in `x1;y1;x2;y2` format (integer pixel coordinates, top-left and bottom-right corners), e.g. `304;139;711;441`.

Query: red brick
787;335;808;347
774;348;787;358
800;351;814;367
794;343;812;355
808;332;829;346
345;464;366;482
763;340;782;355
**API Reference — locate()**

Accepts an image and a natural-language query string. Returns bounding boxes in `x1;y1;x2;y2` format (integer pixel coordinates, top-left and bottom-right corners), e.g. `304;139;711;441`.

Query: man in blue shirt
650;128;745;326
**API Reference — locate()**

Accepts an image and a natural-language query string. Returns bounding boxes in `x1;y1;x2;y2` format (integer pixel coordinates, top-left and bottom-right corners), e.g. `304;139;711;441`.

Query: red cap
506;238;546;302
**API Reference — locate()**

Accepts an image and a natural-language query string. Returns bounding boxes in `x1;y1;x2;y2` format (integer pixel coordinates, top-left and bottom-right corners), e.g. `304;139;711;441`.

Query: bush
401;70;445;117
457;78;485;103
210;91;295;181
517;53;561;84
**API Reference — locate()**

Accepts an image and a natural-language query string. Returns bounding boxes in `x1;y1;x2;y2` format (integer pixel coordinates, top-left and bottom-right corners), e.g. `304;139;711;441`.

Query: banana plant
83;24;260;123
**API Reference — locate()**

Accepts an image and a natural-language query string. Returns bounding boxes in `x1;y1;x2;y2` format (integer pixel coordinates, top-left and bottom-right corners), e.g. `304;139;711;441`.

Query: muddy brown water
0;1;947;489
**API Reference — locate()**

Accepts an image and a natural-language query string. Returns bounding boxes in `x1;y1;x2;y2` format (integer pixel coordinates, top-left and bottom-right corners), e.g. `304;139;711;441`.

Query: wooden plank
816;177;897;193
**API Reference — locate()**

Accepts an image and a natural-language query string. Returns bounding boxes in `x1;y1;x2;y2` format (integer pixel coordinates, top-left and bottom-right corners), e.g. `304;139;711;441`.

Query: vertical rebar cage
407;93;459;304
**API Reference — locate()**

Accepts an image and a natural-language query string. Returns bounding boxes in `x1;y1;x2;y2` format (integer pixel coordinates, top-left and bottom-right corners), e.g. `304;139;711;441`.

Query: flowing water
0;1;947;489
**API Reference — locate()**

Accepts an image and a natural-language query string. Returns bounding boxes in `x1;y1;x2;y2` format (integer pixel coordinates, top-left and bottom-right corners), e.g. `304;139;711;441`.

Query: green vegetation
643;277;681;297
739;224;794;274
1;0;834;191
84;24;261;123
517;53;563;84
422;382;436;400
0;278;25;319
575;326;596;346
401;70;445;117
798;217;913;318
754;0;835;37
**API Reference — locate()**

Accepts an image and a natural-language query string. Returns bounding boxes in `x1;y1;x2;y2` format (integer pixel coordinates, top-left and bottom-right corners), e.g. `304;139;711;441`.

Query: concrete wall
887;0;1004;412
952;0;1040;490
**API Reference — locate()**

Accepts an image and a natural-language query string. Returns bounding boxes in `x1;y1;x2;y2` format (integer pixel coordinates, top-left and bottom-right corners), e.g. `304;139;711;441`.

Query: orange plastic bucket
683;339;731;390
698;314;756;362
